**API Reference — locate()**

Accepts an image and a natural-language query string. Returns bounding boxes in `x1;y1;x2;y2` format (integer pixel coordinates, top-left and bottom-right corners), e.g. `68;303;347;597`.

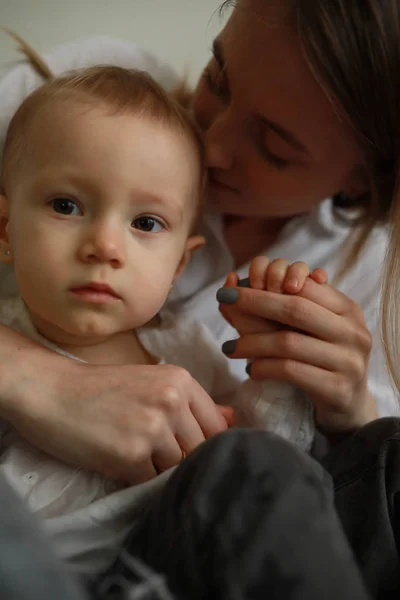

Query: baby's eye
51;197;82;216
131;217;164;233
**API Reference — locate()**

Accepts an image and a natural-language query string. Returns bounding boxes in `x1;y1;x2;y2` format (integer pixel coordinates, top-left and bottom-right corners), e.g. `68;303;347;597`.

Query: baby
0;65;316;578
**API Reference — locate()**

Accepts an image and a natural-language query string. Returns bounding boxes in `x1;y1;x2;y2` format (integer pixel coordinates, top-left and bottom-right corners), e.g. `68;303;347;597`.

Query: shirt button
23;472;38;485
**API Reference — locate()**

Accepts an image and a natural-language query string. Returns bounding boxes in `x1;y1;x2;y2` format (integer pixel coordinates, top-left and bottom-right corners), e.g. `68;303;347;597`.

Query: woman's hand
218;257;377;434
0;325;232;484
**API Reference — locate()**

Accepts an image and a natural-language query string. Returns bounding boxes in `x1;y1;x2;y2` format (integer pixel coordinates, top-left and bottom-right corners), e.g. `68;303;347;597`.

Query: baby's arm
211;351;315;451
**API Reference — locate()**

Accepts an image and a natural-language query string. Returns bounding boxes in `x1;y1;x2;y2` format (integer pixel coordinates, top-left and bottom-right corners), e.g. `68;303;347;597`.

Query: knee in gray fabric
189;428;331;493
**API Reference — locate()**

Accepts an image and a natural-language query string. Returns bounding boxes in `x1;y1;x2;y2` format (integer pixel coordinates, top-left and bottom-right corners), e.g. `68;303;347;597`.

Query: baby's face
5;102;202;344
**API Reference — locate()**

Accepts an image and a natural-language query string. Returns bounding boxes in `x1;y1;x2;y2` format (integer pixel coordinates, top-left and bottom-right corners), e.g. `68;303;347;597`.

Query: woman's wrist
317;391;378;445
0;324;61;422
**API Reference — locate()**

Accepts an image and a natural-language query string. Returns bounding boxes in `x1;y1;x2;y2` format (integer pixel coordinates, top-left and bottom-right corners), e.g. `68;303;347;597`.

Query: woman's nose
204;111;236;171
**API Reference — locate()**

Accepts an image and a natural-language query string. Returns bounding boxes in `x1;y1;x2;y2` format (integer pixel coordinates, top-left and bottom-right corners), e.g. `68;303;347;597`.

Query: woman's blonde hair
381;175;400;391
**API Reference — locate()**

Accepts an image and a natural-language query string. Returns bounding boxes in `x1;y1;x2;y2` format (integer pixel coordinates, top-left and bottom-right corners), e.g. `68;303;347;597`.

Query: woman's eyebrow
212;39;226;70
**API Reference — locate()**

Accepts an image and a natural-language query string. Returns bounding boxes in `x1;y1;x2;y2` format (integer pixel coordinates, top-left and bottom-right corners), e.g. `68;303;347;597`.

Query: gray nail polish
216;288;239;304
222;339;237;355
238;277;250;288
246;362;252;376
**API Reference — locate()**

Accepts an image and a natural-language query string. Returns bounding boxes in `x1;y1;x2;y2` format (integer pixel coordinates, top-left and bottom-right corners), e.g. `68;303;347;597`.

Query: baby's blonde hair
1;65;206;223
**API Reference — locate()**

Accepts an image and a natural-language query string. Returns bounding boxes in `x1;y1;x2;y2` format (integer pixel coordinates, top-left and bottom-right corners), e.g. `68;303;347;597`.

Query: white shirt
0;296;313;578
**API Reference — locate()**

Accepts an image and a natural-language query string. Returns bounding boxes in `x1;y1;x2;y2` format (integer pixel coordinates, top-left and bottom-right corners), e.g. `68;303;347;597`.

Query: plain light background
0;0;230;82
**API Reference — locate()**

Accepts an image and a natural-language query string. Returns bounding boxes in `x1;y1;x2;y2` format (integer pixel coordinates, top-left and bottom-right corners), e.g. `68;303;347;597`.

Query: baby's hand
219;257;327;335
245;256;327;294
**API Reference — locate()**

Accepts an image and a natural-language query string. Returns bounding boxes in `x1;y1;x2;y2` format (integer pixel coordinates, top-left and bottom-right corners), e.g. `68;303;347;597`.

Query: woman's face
192;0;367;218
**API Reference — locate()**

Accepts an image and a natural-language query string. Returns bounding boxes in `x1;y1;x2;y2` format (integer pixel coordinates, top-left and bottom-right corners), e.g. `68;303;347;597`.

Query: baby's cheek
126;273;175;327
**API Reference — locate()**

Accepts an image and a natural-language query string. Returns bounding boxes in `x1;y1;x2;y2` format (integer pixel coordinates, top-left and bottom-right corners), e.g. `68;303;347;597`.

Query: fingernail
222;339;237;355
287;277;299;290
238;277;250;288
246;362;252;376
216;288;239;304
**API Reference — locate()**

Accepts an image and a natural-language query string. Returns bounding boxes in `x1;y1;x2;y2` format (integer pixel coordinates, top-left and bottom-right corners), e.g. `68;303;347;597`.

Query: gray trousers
4;419;400;600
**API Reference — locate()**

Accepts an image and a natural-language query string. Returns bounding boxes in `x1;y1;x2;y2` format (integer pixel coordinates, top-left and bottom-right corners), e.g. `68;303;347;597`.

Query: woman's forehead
218;2;362;164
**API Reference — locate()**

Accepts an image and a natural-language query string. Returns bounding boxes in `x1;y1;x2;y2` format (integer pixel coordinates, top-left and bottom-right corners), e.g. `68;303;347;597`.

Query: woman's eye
50;198;82;216
252;125;290;170
261;149;290;170
131;217;164;233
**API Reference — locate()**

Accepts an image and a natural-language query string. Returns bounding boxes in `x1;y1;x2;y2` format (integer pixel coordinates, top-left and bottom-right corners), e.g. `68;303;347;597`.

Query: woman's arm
0;323;228;482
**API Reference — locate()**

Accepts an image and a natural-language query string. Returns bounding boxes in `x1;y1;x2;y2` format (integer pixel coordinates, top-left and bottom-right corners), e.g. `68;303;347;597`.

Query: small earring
4;249;11;257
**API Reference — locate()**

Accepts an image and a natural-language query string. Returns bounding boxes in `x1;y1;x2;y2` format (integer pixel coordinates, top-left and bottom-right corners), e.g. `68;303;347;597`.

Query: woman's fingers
247;358;344;408
137;380;230;476
223;331;365;378
187;377;229;438
125;459;158;485
174;411;207;455
217;405;236;427
222;261;329;336
246;357;376;431
152;435;188;473
217;286;363;344
219;302;279;334
217;261;374;435
297;278;365;323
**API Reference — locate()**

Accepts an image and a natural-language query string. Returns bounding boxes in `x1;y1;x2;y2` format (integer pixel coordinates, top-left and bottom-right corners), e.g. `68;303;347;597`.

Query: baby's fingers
310;268;328;285
224;271;239;289
282;261;310;294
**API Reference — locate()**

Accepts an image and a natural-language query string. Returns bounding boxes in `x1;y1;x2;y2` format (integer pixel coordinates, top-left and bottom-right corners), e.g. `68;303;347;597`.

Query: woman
0;0;399;597
0;0;398;478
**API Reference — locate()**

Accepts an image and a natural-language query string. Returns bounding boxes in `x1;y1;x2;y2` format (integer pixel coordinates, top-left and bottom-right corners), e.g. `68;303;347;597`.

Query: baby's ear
0;194;12;264
173;235;205;281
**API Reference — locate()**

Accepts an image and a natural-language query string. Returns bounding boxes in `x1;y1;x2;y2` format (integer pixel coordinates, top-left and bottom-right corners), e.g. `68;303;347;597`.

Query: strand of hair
1;27;53;81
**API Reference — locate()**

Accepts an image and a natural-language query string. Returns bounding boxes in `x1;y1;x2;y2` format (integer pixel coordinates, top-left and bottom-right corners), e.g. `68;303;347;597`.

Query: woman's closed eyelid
247;120;290;170
260;146;290;170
